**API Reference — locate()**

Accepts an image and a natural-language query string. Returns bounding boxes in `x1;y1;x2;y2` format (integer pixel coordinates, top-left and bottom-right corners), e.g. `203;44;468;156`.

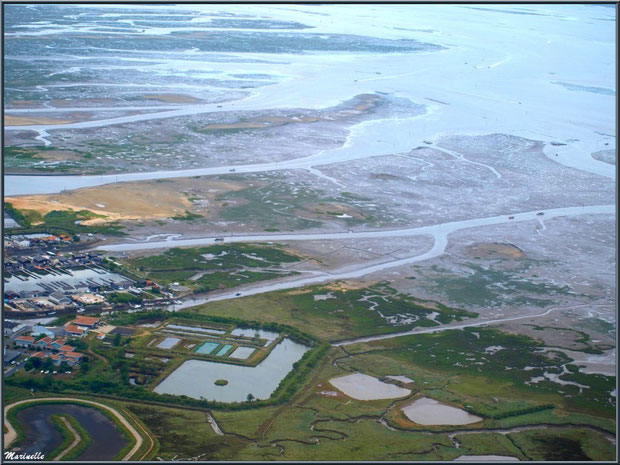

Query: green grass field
194;282;477;342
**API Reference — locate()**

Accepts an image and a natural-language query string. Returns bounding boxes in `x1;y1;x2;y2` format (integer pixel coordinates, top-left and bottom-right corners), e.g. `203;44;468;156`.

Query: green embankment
48;413;93;461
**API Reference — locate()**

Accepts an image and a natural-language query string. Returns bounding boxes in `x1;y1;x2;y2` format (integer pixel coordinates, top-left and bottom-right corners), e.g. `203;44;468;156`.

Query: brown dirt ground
324;281;376;292
303;202;365;220
31;150;82;161
7;178;248;224
6;100;40;108
5;115;77;126
467;242;526;259
51;98;119;107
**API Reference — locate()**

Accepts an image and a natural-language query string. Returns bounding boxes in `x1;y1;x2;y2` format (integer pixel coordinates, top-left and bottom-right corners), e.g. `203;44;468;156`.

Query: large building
72;316;101;329
64;324;86;338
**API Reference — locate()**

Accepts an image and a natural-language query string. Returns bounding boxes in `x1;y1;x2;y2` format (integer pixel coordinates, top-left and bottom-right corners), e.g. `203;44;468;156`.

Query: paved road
97;204;614;252
161;204;613;311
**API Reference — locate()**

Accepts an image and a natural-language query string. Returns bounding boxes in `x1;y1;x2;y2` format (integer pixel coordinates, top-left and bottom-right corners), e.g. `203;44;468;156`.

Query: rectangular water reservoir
195;341;220;355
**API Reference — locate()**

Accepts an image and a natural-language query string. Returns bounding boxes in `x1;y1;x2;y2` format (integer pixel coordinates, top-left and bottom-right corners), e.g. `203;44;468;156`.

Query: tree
25;357;41;371
80;361;90;374
42;358;54;371
68;338;88;351
42;374;54;389
246;393;255;402
113;333;122;346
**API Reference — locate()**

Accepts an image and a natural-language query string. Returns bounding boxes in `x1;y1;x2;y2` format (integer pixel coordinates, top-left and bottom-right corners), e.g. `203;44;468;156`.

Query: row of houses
29;350;83;366
14;335;84;366
13;316;101;367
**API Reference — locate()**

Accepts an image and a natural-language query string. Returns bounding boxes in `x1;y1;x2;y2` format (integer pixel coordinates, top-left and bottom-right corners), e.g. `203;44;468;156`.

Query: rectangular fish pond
195;341;220;355
166;324;227;335
154;338;309;402
156;337;180;349
229;346;256;360
229;328;279;346
215;344;233;356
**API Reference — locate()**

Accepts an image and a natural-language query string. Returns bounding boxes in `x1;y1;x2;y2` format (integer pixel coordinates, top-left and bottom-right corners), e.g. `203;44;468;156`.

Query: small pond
215;344;232;356
401;397;482;425
195;341;220;355
229;346;255;359
230;328;279;345
166;324;226;335
329;373;411;400
156;337;180;349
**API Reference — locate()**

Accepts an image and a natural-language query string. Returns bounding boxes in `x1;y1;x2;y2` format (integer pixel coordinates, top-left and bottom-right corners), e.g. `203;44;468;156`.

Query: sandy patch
467;242;526;259
401;397;483;425
51;98;120;107
286;288;313;295
7;183;191;224
329;373;411;400
5;115;77;126
96;325;117;335
7;100;40;108
305;202;365;220
32;150;82;162
6;178;248;224
324;281;374;292
140;94;201;103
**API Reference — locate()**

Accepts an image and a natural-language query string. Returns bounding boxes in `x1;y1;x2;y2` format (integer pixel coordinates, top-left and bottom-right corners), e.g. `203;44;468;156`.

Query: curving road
3;398;144;461
141;204;615;312
98;204;614;252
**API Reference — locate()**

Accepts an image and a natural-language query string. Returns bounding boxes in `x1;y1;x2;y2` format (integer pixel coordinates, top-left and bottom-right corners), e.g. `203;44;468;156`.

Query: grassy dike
48;414;93;461
3;394;158;460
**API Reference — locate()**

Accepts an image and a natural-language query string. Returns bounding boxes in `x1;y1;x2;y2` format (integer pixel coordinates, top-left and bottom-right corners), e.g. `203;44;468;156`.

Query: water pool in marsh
154;338;308;402
14;403;127;460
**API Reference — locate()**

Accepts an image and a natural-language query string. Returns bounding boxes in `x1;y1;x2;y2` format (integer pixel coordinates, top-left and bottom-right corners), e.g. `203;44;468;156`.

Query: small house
14;335;35;348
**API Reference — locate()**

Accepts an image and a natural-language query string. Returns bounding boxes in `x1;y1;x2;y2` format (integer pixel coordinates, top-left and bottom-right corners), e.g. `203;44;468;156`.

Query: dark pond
15;403;127;460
